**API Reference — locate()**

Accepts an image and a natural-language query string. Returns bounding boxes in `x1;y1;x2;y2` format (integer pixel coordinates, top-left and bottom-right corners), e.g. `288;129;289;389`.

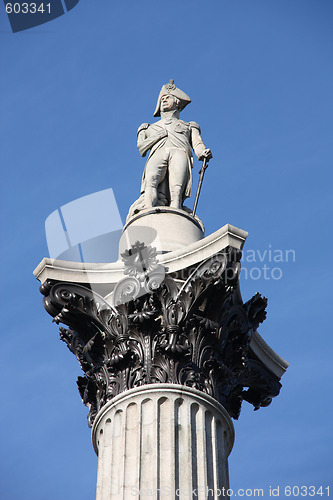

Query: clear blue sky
1;1;332;499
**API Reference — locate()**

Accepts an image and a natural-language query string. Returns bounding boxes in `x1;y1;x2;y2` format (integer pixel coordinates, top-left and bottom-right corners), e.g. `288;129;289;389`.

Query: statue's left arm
190;122;213;161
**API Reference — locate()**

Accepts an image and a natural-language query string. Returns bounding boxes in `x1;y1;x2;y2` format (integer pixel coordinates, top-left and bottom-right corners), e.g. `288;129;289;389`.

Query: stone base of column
119;208;205;255
92;384;234;500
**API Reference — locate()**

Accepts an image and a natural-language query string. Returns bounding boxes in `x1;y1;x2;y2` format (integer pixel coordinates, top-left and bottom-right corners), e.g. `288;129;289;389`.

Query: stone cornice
33;224;248;288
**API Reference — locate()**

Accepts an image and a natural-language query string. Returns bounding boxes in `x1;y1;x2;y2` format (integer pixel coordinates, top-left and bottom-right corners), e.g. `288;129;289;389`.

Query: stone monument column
92;385;234;500
36;237;287;499
34;81;288;500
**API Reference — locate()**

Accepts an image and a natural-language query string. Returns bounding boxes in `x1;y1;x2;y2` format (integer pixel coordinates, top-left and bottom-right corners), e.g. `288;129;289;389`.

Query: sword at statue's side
192;156;210;217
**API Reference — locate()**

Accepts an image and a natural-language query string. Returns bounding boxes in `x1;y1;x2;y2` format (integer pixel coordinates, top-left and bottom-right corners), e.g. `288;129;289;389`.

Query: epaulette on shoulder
189;121;201;132
137;123;150;135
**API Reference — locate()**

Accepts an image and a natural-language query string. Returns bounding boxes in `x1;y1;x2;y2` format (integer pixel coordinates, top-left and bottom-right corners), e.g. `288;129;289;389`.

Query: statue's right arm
137;123;167;157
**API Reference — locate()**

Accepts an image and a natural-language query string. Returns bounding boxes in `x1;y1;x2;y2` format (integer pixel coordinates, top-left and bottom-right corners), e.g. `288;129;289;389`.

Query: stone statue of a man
128;80;212;219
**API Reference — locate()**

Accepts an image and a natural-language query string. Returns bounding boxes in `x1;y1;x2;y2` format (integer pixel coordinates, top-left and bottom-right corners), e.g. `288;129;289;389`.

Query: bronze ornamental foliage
41;243;281;427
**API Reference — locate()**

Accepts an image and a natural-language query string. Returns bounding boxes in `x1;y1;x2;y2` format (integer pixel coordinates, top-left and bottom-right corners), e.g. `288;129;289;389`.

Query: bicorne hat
153;79;191;117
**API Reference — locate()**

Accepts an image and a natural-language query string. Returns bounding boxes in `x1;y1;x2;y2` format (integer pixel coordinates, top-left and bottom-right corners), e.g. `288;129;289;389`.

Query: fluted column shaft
92;384;234;500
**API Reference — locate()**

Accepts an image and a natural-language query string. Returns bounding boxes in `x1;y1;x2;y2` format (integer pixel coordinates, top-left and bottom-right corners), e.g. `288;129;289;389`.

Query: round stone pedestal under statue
92;384;234;500
119;207;204;255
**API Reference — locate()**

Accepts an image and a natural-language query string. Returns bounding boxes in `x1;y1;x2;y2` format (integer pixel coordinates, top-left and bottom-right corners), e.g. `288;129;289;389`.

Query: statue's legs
144;148;188;209
168;149;189;209
144;151;168;207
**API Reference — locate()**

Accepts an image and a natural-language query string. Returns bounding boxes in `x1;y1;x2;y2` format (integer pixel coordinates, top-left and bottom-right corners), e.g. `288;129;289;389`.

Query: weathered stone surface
119;207;204;255
33;223;248;288
92;385;234;500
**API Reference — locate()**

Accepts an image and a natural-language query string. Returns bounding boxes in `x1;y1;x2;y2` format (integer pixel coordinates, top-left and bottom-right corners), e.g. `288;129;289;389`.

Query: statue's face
160;94;178;112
